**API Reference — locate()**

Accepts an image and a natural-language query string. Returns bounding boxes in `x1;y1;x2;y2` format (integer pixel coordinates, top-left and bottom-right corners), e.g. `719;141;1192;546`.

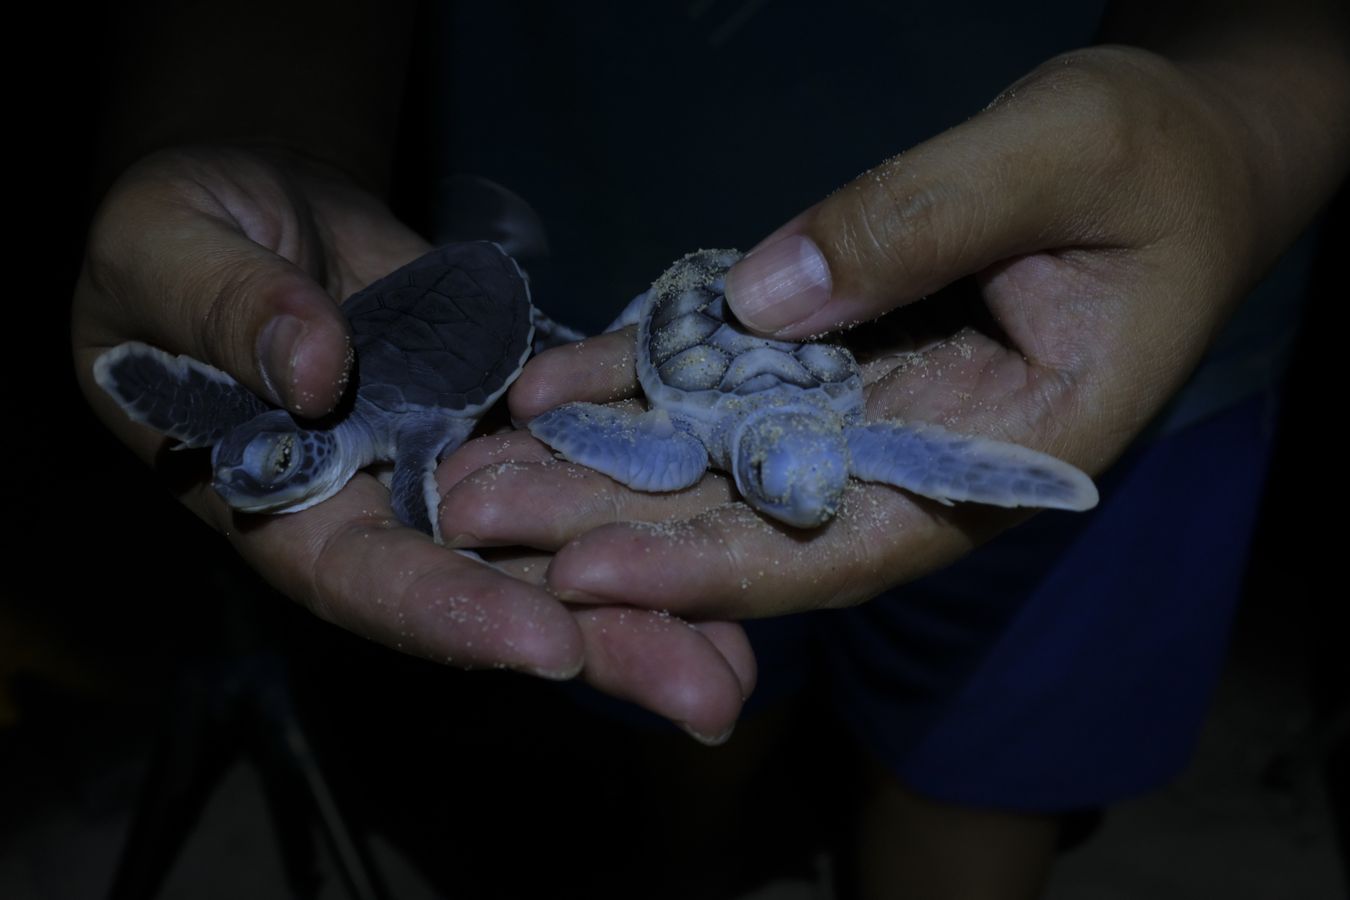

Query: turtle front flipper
93;342;271;448
845;422;1098;511
528;402;708;492
390;415;476;541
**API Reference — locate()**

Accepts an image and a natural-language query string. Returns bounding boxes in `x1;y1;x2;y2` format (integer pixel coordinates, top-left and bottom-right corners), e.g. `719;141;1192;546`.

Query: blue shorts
746;392;1278;812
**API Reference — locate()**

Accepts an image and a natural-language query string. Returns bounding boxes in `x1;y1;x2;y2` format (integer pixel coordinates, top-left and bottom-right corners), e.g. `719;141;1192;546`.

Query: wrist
1102;2;1350;255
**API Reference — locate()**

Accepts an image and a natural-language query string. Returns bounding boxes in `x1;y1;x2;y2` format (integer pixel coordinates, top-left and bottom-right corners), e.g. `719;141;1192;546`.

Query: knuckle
1015;47;1178;182
82;212;121;297
79;148;240;343
82;180;150;308
196;255;258;363
444;468;515;540
304;515;395;627
1016;46;1258;244
841;162;994;297
829;167;942;288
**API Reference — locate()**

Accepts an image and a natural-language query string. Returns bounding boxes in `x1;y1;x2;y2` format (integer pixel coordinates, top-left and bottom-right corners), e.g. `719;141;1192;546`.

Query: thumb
76;166;353;418
724;59;1129;338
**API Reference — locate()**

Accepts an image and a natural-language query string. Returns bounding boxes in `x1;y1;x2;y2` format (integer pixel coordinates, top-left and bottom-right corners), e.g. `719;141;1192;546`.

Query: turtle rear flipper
390;415;476;542
846;422;1099;512
528;402;708;493
94;343;270;448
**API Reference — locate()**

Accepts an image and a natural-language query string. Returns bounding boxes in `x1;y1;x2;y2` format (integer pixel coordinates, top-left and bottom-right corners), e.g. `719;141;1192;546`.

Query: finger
440;458;735;551
440;545;757;737
485;550;555;585
547;484;1015;620
436;431;559;493
723;52;1162;338
571;607;751;744
690;621;758;700
507;329;639;421
76;158;354;418
222;474;587;679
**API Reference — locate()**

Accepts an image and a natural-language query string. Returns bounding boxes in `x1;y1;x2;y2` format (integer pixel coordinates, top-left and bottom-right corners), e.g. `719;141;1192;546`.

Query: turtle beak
731;407;850;528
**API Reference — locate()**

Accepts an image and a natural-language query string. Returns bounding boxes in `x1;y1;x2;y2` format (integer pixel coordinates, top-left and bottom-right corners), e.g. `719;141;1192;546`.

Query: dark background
3;2;1345;897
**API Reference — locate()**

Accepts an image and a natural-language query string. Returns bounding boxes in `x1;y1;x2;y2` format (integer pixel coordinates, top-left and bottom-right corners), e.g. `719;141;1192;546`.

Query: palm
442;231;1211;620
73;146;755;741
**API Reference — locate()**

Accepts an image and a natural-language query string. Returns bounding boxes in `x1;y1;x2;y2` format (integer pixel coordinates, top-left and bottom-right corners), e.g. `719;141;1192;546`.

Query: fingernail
257;315;307;407
678;721;735;746
553;587;608;604
519;658;584;681
724;234;831;333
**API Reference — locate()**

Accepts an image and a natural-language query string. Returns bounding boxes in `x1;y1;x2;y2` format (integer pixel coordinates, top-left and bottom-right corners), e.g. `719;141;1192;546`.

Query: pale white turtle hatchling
96;242;548;541
529;248;1098;528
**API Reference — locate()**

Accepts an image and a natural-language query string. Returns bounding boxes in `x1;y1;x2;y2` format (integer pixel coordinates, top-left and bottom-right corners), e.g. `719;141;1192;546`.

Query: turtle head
731;406;849;528
210;410;344;514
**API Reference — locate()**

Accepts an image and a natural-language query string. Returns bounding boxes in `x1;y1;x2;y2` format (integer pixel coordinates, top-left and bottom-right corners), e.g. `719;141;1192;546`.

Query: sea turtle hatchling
95;242;537;542
528;248;1098;528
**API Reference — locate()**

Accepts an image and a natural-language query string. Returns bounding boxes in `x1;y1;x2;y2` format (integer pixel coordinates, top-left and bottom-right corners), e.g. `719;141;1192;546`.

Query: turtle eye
750;458;774;497
242;433;298;483
269;436;295;476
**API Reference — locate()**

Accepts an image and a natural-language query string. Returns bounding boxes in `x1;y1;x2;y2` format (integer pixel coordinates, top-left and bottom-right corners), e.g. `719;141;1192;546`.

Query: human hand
440;44;1343;619
73;146;753;741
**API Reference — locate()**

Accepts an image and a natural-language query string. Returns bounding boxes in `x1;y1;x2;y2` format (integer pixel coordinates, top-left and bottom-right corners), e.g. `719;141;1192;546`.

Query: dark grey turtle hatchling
95;242;536;541
529;248;1098;528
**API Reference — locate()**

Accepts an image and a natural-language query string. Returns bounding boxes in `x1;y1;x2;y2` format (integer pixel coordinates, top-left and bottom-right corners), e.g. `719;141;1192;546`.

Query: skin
72;0;754;743
70;2;1346;897
73;0;1344;783
438;12;1347;893
73;146;754;742
448;8;1350;625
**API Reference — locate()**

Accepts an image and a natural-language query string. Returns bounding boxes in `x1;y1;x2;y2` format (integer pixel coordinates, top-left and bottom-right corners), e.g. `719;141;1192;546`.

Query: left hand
73;146;754;743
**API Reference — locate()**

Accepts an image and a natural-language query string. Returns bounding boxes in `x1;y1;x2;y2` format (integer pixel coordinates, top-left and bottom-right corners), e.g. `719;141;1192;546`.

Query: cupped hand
441;46;1317;619
72;146;753;741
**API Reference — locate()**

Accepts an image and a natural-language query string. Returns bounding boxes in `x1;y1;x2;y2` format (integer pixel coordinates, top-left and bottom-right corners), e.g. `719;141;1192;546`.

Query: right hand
438;43;1345;624
72;145;754;743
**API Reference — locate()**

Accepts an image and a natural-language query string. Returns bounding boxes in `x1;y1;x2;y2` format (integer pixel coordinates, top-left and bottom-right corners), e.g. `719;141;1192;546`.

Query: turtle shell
345;242;535;415
637;249;861;424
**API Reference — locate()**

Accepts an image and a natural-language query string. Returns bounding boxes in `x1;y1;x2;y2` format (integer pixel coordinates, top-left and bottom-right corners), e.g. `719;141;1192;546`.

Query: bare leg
847;753;1060;900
